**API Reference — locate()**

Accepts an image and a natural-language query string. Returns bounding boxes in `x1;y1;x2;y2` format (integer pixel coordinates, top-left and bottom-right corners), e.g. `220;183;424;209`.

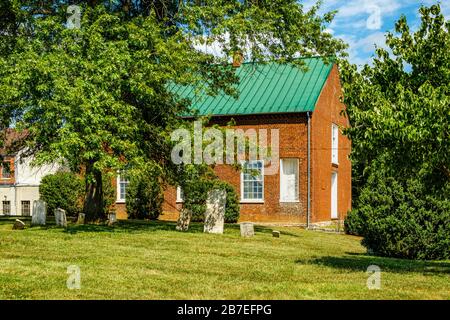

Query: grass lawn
0;217;449;300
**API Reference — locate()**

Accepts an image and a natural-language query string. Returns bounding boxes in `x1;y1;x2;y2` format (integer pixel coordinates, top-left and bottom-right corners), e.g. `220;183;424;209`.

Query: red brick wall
310;65;352;222
162;114;310;224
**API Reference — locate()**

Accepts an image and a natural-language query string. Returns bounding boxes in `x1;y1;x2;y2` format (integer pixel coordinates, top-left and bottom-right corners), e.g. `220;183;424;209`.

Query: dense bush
347;171;450;260
219;181;240;223
39;171;83;216
185;179;240;223
126;167;164;220
344;210;366;236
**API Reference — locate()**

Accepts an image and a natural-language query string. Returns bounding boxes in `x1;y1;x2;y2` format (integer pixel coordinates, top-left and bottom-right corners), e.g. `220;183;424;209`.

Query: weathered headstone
204;189;227;234
31;200;46;226
240;222;255;237
272;230;280;238
12;219;25;230
54;208;67;227
176;207;192;231
107;212;117;226
77;213;86;225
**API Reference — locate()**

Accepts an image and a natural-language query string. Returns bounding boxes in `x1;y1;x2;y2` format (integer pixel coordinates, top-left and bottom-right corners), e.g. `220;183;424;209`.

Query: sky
303;0;450;66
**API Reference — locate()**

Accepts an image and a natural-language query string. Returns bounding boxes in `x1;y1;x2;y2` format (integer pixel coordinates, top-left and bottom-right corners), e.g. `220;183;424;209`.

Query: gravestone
13;219;25;230
107;212;117;226
77;213;86;225
176;208;192;232
54;208;67;227
203;189;227;234
240;222;255;237
31;200;46;226
272;230;280;238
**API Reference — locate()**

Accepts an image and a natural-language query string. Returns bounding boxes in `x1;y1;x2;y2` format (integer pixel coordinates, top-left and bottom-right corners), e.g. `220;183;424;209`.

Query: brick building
158;57;352;224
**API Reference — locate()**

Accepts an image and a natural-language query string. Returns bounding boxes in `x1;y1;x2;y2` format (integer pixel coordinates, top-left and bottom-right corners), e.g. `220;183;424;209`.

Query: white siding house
0;152;60;216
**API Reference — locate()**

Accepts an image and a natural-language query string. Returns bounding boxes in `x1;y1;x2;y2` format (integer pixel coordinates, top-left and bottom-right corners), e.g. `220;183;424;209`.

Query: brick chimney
232;51;244;67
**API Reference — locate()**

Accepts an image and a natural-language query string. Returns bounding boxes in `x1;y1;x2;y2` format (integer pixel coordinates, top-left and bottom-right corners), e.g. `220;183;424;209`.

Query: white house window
117;173;129;202
21;200;30;216
2;201;11;215
176;186;184;203
332;123;339;164
1;162;11;179
241;160;264;202
280;159;299;202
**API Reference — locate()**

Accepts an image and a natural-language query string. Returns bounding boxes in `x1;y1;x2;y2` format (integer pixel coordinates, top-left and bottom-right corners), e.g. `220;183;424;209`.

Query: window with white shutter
332;124;339;164
280;159;299;202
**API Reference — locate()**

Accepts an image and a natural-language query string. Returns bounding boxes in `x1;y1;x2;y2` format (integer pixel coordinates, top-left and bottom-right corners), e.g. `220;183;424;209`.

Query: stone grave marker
204;189;227;234
31;200;46;226
54;208;67;227
240;222;255;237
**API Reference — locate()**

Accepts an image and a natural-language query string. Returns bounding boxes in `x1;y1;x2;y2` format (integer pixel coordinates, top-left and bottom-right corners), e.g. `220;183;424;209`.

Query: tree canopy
341;4;450;260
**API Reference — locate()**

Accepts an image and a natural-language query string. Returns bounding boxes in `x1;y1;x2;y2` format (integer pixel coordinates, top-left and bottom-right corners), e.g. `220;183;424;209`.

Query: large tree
341;4;450;260
0;0;346;220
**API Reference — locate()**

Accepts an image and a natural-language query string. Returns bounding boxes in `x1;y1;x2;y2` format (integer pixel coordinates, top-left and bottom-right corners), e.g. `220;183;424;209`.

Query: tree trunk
83;162;105;221
176;207;192;231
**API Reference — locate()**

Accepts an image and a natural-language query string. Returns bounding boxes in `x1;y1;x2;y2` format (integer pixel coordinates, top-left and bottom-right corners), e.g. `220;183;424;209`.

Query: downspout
307;111;311;229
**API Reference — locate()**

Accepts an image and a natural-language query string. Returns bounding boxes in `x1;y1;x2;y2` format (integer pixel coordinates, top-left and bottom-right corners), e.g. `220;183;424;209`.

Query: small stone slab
54;208;67;227
204;189;227;234
31;200;47;226
272;230;280;238
107;212;117;226
13;219;25;230
240;222;255;237
77;213;86;225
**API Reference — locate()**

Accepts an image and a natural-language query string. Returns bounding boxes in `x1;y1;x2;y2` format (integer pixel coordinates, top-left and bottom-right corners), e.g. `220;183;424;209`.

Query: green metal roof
175;57;334;117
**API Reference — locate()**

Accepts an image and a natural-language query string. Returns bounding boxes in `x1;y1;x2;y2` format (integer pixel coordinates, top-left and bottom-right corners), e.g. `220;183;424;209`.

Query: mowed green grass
0;217;448;300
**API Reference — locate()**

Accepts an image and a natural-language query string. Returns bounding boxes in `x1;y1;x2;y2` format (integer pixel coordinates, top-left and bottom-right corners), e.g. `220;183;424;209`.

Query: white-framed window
1;161;11;179
176;186;184;203
2;201;11;215
332;123;339;164
240;160;264;202
280;158;299;202
116;173;129;203
21;200;30;216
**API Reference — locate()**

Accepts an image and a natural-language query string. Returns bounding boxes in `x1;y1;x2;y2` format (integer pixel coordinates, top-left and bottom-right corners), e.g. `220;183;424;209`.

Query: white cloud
337;31;388;66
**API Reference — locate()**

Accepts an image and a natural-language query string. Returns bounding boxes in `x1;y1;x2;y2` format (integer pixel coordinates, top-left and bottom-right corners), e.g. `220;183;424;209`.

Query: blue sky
303;0;450;66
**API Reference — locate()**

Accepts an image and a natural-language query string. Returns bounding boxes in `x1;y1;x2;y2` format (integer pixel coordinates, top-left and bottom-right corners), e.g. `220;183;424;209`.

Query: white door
280;159;298;202
331;172;338;219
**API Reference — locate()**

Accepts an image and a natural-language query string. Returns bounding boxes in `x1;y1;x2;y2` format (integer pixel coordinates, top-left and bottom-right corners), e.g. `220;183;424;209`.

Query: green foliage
126;166;164;220
179;165;240;223
102;172;116;215
217;181;240;223
344;211;366;236
39;171;83;216
340;4;450;260
352;169;450;260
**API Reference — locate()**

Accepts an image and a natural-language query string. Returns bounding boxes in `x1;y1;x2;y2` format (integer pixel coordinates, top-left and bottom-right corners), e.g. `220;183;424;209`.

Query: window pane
2;201;11;215
21;201;30;216
241;160;263;200
1;162;11;179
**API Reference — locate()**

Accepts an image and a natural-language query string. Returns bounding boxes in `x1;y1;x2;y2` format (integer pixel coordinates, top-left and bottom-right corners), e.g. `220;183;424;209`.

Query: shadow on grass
1;216;298;238
295;253;450;275
63;219;288;237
